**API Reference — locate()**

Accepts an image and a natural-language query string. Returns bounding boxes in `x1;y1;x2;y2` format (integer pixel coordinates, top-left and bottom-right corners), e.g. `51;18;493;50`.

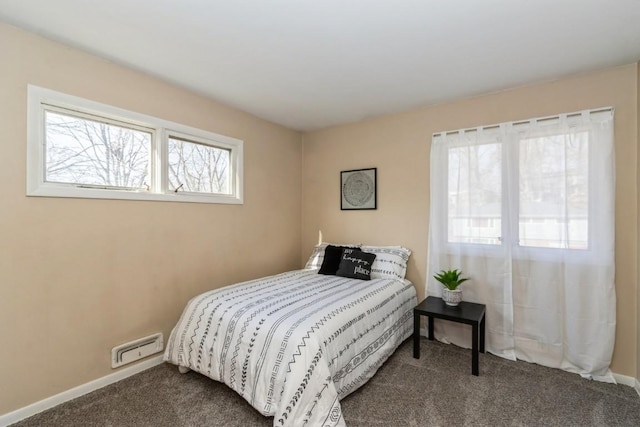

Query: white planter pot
442;288;462;306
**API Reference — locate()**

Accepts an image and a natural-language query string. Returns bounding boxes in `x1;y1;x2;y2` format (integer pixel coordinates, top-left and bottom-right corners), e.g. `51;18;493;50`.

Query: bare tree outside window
45;110;150;189
167;137;230;194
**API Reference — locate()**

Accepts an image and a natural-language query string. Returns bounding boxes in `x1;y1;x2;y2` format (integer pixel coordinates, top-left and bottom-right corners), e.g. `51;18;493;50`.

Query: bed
163;244;416;427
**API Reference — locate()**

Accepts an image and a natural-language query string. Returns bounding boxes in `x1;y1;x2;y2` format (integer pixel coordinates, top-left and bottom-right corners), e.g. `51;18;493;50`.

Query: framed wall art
341;168;377;210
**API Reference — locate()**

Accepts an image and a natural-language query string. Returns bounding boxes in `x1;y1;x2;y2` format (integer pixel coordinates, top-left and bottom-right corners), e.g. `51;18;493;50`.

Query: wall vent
111;333;163;368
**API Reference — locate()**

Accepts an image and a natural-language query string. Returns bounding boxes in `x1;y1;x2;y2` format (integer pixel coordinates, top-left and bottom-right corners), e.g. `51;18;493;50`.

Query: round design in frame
341;168;376;210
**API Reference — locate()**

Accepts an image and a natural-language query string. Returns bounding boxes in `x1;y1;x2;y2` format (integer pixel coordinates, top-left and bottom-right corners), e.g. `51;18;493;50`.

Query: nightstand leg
472;323;479;376
480;315;485;353
413;312;420;359
428;316;434;340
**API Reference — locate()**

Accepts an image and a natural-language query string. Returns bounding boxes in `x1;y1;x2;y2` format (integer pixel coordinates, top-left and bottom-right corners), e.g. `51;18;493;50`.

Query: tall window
444;115;604;252
427;108;615;381
28;85;243;204
447;140;502;245
518;131;589;249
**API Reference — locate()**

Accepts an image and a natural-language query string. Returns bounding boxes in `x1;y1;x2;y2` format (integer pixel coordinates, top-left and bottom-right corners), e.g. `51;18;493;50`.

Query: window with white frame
436;108;613;252
27;85;243;204
167;134;231;194
43;107;153;191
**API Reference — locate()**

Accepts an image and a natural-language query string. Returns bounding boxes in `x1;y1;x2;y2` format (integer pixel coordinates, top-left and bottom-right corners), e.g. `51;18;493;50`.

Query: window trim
27;85;244;204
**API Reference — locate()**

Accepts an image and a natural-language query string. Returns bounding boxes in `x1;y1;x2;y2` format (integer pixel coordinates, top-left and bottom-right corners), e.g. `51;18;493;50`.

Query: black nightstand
413;296;486;376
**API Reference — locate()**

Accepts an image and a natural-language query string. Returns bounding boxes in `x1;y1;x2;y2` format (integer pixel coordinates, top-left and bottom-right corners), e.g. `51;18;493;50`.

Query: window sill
26;185;243;205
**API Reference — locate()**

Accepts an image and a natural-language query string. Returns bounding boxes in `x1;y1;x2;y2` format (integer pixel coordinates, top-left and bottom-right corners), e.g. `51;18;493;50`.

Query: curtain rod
432;106;613;138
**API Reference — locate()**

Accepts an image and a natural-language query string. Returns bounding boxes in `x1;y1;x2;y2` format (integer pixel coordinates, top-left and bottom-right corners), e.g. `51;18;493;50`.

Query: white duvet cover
164;269;417;427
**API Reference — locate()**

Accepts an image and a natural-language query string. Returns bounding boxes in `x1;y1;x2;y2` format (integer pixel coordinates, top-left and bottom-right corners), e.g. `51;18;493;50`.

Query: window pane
519;132;589;249
448;142;502;245
45;110;150;189
168;137;230;194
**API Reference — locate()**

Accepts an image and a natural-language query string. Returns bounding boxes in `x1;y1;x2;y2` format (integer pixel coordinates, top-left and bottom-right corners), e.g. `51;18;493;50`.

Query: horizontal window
167;135;231;195
27;85;243;204
44;108;152;190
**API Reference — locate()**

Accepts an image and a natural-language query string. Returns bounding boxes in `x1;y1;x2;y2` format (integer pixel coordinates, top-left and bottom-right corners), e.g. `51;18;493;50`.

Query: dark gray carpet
12;338;640;426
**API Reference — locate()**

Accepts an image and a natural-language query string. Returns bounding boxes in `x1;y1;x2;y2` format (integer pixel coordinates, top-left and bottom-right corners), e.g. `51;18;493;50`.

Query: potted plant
434;269;469;306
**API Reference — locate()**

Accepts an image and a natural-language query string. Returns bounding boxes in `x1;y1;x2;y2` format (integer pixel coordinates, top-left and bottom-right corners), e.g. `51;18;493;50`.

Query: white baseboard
417;332;639;391
0;355;164;427
612;372;637;387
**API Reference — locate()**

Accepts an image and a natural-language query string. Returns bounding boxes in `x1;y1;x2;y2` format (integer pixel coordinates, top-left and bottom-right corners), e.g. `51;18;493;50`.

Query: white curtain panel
426;109;616;381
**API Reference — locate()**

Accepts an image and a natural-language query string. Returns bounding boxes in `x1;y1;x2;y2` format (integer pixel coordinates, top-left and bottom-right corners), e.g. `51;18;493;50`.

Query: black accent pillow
336;249;376;280
319;245;360;275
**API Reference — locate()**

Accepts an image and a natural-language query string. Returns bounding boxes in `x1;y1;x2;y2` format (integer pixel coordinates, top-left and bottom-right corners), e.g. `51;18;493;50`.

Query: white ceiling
2;0;640;131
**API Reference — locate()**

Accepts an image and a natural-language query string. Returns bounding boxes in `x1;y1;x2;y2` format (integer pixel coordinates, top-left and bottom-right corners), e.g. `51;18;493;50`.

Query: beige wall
302;64;639;377
0;23;302;415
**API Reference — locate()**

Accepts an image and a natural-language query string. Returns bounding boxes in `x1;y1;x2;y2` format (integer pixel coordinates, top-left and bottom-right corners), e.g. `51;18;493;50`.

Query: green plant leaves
433;269;470;290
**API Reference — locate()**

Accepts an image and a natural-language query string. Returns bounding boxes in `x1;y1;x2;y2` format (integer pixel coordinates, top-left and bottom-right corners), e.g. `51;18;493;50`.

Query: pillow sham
336;248;376;280
319;245;361;275
360;245;411;280
304;243;328;270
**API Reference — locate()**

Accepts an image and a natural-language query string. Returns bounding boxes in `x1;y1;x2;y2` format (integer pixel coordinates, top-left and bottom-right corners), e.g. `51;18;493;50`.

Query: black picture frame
341;168;377;210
